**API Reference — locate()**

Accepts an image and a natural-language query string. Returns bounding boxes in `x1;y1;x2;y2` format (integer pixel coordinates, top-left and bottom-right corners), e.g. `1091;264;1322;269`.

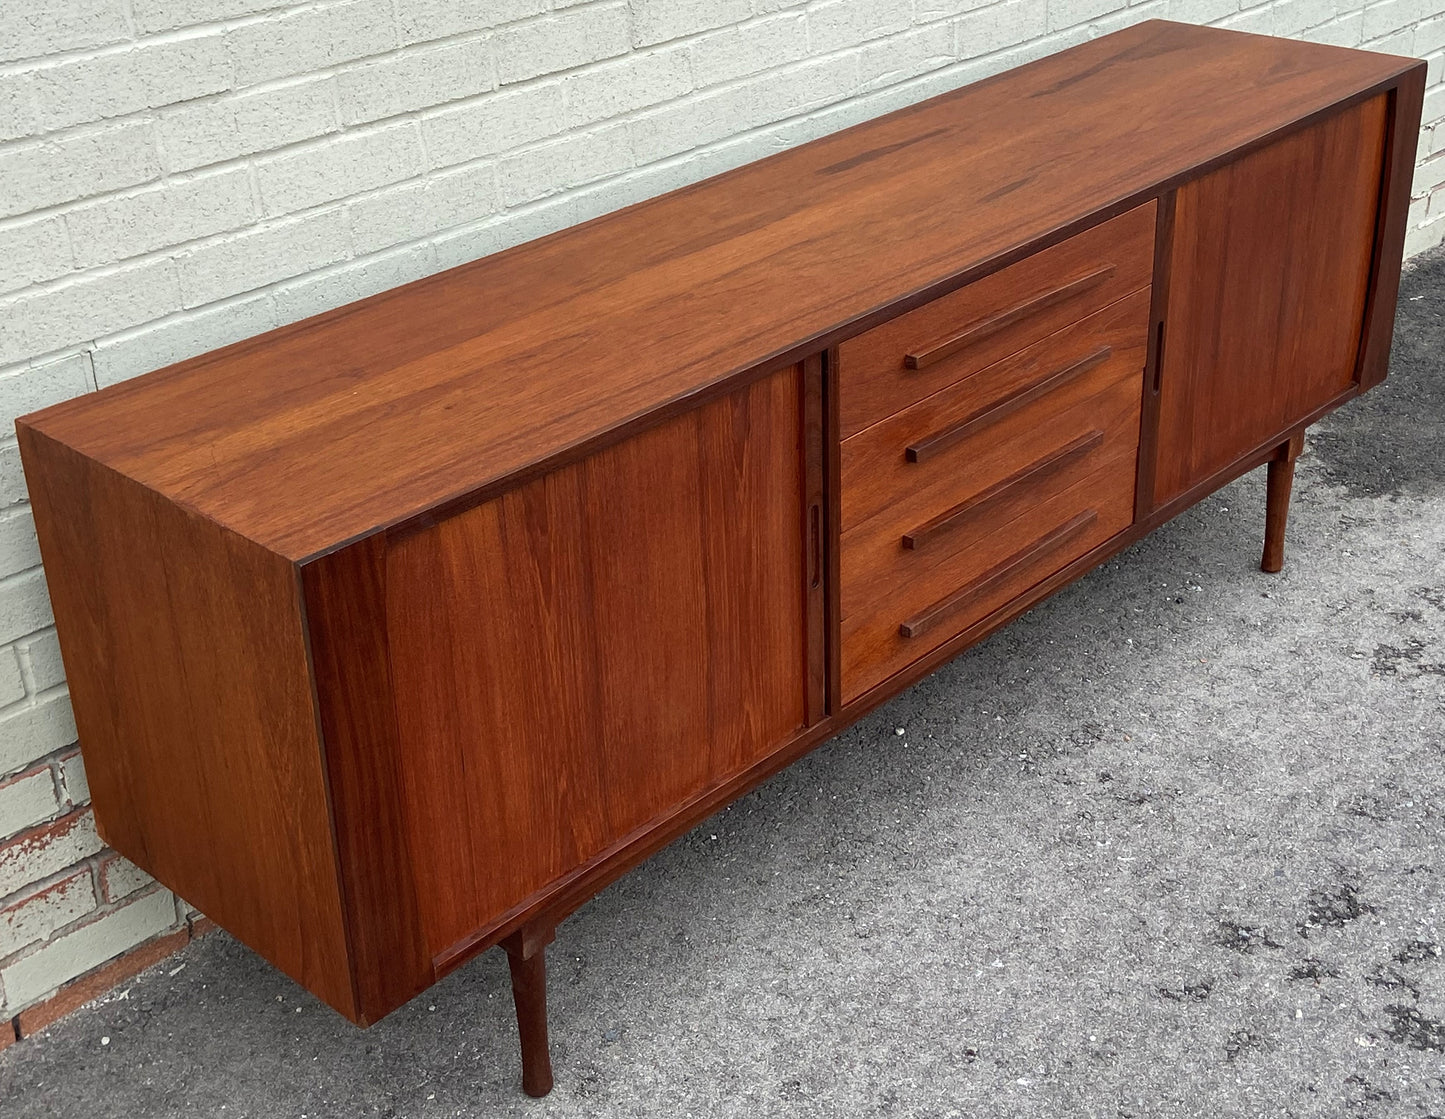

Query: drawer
838;292;1149;703
838;200;1156;438
841;289;1151;534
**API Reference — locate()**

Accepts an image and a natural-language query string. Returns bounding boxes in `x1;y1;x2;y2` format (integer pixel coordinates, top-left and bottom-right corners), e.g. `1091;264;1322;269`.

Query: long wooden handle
903;266;1114;370
899;509;1098;639
905;347;1111;464
902;429;1104;550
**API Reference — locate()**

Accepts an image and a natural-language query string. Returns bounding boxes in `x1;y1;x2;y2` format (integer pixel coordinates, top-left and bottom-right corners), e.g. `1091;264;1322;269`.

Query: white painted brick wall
0;0;1442;1031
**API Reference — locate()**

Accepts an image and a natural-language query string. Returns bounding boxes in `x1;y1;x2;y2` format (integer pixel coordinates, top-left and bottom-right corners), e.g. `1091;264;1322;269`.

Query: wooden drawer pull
903;266;1115;370
905;346;1111;464
898;509;1098;639
901;429;1105;551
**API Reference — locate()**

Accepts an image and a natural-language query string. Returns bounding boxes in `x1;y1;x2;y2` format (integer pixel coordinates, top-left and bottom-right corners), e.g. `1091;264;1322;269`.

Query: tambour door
1151;95;1388;507
383;364;814;962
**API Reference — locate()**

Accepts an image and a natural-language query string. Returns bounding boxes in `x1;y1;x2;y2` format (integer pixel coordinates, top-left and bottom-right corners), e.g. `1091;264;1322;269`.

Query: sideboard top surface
19;19;1415;561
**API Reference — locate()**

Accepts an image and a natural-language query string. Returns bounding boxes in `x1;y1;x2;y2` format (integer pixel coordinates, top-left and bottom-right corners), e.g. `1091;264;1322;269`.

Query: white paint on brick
630;0;754;48
348;162;499;256
957;0;1050;56
0;218;74;297
631;53;859;163
0;769;60;841
65;169;256;270
497;122;635;206
22;33;234;134
1309;9;1367;44
132;0;292;32
1171;0;1247;23
0;444;26;508
0;870;96;960
0;0;130;66
690;15;809;89
99;856;153;903
0;569;55;654
0;810;99;899
0;509;41;576
1049;0;1129;32
422;83;566;169
494;4;633;87
397;0;549;45
1280;0;1338;32
0;353;93;434
1363;25;1416;51
0;77;37;143
92;293;278;388
0;886;176;1009
59;753;90;808
1366;0;1428;39
916;0;993;20
256;122;425;217
858;20;956;90
338;37;496;126
0;121;161;221
565;46;694;128
809;0;916;56
10;259;183;371
226;0;397;87
0;649;25;708
1425;83;1445;130
158;77;341;174
271;243;437;323
428;195;576;271
0;692;77;778
17;631;66;695
177;207;352;308
1420;11;1445;52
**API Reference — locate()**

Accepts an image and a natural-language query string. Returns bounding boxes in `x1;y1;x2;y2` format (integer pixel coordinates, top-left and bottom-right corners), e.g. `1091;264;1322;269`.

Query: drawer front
838;200;1156;438
839;291;1149;703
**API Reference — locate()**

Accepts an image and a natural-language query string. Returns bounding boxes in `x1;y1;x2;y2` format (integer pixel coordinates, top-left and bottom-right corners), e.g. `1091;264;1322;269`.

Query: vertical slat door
1151;95;1389;507
383;365;812;962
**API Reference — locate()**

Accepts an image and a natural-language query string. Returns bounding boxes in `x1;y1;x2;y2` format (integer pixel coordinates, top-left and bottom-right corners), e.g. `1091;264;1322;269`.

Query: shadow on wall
1309;245;1445;500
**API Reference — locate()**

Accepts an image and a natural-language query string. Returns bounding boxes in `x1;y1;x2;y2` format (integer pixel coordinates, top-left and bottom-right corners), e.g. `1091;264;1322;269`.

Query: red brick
0;866;97;957
15;926;189;1038
0;809;102;898
0;1017;16;1052
96;852;151;902
0;762;61;839
187;913;217;939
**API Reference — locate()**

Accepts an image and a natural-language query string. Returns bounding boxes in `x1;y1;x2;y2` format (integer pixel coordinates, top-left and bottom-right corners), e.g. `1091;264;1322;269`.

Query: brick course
0;0;1441;1048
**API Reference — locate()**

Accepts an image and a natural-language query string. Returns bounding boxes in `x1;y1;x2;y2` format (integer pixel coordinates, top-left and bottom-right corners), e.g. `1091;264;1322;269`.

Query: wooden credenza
16;21;1424;1096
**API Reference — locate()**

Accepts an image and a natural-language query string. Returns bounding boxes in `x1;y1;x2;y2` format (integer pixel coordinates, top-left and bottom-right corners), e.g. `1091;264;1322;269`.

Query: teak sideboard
16;20;1424;1096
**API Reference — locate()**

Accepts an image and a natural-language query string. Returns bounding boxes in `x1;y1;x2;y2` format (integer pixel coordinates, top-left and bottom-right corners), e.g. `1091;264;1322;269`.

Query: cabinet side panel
385;365;808;959
1357;68;1427;391
16;426;356;1019
302;537;432;1023
1153;94;1388;506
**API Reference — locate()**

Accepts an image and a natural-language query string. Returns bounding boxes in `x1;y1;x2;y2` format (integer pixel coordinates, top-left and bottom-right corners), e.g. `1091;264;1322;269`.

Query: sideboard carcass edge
15;20;1426;1097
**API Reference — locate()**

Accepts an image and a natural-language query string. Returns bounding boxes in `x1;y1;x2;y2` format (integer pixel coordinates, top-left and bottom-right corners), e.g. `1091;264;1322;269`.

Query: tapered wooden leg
1261;432;1304;573
502;924;556;1098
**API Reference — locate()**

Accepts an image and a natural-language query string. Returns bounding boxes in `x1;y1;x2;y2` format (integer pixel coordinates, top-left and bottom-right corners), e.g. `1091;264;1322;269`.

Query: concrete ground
3;245;1445;1119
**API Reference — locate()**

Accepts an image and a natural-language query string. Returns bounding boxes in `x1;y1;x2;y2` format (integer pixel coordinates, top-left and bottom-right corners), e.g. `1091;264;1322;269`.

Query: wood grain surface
838;202;1154;437
16;427;357;1018
301;537;433;1024
381;367;809;960
17;22;1416;561
840;290;1151;537
1151;94;1388;505
839;291;1148;700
